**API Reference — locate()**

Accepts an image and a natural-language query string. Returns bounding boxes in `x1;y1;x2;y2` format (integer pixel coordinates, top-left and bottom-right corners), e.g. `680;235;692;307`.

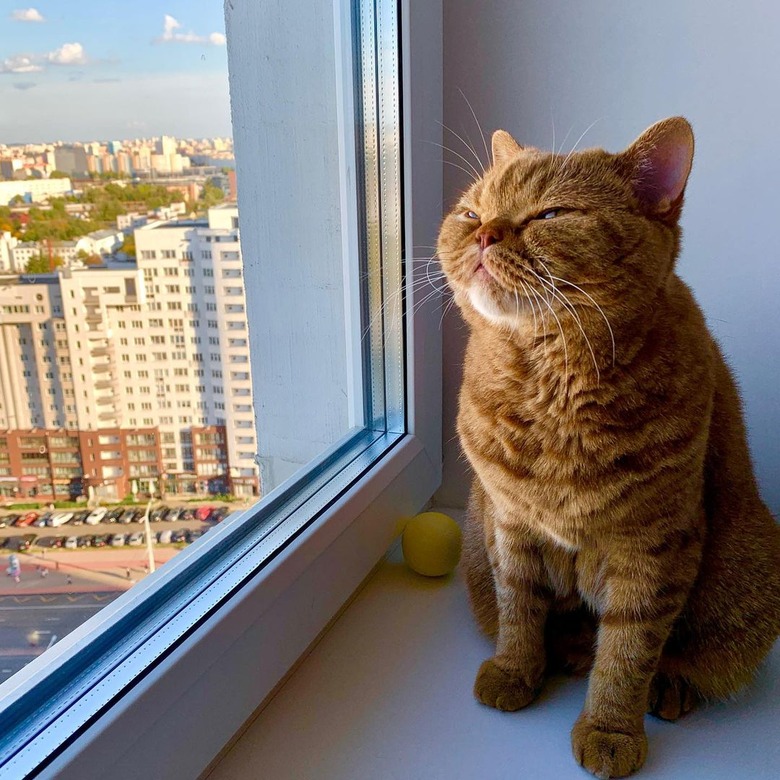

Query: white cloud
1;43;89;75
0;54;43;74
48;43;88;66
11;8;45;23
155;14;226;46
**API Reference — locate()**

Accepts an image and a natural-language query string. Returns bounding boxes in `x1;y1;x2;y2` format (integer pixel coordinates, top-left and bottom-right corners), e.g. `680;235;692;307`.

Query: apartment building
0;177;73;206
0;204;258;501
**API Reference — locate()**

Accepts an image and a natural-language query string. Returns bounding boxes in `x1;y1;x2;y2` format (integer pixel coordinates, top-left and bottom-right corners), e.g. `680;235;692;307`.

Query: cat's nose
477;225;503;250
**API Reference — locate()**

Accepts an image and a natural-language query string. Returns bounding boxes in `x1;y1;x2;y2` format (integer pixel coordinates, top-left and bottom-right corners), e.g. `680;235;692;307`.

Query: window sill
204;509;780;780
36;434;439;780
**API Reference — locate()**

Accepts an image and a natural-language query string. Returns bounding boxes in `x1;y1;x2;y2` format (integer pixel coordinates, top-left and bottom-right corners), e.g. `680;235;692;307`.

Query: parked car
64;536;79;550
157;529;173;544
128;532;144;546
132;509;147;523
48;512;74;528
120;510;135;524
164;507;181;522
186;529;204;543
92;534;109;548
180;508;195;521
77;535;94;548
0;537;10;549
150;506;168;522
195;506;215;522
8;514;24;527
171;529;187;543
20;511;39;526
110;533;127;547
0;517;7;529
72;510;90;526
106;509;124;523
17;533;36;551
34;513;52;527
50;535;67;549
209;507;230;523
86;508;108;525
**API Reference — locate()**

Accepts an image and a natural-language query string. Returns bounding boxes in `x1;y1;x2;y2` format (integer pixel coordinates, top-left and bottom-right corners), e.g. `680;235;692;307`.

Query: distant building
52;145;89;177
0;158;24;180
0;178;72;206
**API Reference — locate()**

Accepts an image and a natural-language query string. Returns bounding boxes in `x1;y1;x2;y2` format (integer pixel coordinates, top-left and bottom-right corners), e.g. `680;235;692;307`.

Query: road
0;592;121;684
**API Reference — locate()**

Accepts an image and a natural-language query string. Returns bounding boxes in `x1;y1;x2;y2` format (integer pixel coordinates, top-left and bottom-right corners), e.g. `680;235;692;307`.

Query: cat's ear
492;130;523;166
619;117;694;218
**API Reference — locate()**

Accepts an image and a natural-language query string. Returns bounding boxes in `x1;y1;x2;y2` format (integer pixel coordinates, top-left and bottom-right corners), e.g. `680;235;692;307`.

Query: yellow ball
401;512;462;577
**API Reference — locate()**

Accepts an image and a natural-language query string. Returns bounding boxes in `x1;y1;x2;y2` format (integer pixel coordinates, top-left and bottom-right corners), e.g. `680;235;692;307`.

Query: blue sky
0;2;232;143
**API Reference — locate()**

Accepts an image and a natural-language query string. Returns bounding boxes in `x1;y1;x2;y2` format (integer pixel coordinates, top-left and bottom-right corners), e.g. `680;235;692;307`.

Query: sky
0;2;232;143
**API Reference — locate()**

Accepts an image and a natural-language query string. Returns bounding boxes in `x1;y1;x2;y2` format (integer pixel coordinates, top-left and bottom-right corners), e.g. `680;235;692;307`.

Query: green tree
25;253;63;274
121;232;136;258
49;170;70;179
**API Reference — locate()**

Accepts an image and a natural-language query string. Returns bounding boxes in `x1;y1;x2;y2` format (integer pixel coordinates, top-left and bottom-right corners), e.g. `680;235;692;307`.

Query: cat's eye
464;210;480;220
538;208;560;220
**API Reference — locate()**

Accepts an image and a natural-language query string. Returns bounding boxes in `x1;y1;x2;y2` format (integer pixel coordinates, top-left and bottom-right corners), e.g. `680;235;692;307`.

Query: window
0;3;442;778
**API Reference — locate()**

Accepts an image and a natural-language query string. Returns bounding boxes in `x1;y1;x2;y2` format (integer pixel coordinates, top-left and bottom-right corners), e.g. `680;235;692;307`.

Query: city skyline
0;2;232;143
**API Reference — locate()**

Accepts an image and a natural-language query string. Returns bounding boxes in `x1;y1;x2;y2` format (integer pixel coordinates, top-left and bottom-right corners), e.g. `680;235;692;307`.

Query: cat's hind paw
473;658;540;712
648;672;699;721
571;713;648;779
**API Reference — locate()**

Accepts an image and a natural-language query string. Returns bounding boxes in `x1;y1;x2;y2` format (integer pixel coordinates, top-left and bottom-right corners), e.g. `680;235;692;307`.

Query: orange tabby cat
437;117;780;779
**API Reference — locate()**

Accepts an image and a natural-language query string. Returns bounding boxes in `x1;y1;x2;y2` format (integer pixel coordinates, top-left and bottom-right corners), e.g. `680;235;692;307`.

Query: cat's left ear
619;117;694;219
492;130;524;166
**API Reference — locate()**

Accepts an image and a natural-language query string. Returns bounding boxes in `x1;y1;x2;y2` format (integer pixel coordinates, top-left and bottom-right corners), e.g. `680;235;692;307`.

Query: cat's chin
467;283;533;329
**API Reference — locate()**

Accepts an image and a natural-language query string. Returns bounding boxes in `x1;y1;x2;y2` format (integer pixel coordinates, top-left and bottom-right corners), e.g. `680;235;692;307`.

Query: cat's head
436;117;694;334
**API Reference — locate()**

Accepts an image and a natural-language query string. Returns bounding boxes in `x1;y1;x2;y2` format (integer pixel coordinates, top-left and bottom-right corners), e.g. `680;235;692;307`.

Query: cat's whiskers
439;292;457;331
458;88;491;170
521;275;568;378
532;272;601;384
425;140;482;181
437;120;486;174
556;118;603;177
442;158;480;183
548;274;616;367
360;272;446;341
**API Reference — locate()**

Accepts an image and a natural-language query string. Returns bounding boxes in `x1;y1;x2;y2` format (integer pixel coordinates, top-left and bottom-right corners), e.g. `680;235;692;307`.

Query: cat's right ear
619;117;695;220
491;130;523;166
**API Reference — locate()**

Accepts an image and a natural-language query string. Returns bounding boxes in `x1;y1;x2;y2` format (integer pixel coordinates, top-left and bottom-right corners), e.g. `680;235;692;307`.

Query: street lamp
143;498;156;574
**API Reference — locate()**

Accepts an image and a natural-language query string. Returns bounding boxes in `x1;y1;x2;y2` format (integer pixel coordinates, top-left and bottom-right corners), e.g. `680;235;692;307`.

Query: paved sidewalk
2;547;181;595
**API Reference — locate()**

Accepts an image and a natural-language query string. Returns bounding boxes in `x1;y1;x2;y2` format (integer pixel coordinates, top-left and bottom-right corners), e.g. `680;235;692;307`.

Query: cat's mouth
474;262;494;281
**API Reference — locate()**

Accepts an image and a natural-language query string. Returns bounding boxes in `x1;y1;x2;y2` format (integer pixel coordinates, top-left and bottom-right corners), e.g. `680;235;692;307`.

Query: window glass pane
0;0;382;696
0;3;256;685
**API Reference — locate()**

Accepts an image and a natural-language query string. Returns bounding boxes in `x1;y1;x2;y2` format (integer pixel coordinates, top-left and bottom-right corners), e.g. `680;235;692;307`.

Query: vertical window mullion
357;0;387;432
375;0;405;434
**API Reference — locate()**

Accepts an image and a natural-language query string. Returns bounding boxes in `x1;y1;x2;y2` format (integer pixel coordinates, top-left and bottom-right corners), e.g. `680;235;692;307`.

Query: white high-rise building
0;204;258;498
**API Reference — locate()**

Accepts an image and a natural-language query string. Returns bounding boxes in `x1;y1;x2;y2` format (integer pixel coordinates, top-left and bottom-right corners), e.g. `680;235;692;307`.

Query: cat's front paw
473;658;541;712
571;712;647;779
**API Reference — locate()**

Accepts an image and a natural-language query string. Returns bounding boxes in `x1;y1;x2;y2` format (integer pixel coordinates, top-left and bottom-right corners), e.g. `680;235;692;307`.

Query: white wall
438;0;780;514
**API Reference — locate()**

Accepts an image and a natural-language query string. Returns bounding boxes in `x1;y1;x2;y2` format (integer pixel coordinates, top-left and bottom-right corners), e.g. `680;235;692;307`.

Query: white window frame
0;3;442;778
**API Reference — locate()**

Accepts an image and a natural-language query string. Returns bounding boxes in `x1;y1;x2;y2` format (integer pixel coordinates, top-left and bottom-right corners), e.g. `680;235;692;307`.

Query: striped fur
438;118;780;778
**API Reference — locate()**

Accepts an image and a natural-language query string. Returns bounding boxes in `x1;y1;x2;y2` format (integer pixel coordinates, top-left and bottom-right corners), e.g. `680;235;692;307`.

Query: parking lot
0;504;234;553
